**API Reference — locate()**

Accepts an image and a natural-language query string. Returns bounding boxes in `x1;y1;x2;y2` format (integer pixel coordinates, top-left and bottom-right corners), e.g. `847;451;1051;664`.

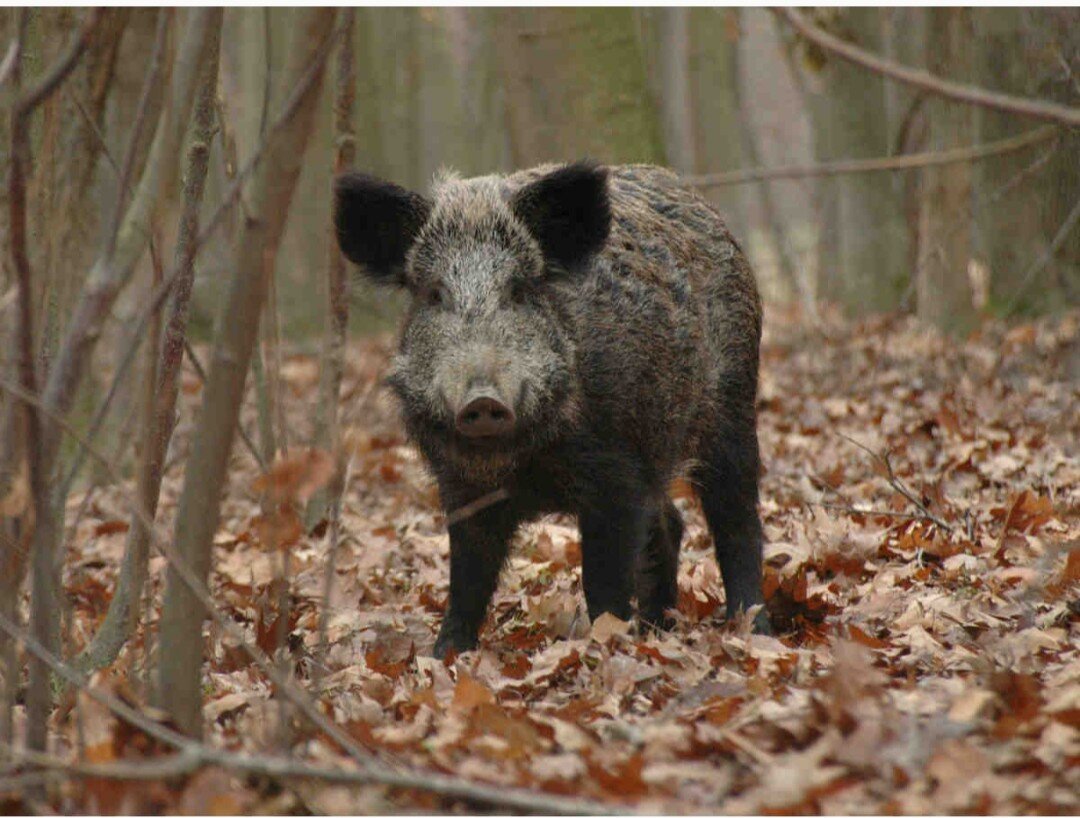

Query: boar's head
334;162;611;485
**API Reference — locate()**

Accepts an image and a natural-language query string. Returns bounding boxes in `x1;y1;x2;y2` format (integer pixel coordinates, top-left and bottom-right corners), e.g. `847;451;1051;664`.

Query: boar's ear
334;172;432;285
510;161;611;271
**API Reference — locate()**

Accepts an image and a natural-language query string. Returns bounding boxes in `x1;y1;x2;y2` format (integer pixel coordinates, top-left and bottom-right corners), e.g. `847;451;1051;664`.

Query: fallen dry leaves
14;310;1080;813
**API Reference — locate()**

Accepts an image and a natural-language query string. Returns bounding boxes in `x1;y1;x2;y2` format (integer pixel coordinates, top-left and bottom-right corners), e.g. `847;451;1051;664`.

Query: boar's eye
511;280;528;306
423;282;448;307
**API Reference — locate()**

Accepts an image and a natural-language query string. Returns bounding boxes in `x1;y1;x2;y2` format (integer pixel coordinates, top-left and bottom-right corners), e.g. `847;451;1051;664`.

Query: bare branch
684;125;1058;189
6;5;56;758
103;9;170;262
815;502;930;522
14;9;103;114
446;488;512;527
774;8;1080;128
13;752;629;815
312;9;358;689
0;37;18;89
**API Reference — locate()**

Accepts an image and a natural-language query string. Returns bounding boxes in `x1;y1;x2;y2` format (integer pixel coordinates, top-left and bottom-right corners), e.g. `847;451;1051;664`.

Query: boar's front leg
433;499;519;658
578;492;649;624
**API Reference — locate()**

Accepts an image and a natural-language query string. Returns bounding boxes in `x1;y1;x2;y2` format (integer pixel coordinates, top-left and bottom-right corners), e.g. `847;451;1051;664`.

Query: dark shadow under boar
334;162;768;657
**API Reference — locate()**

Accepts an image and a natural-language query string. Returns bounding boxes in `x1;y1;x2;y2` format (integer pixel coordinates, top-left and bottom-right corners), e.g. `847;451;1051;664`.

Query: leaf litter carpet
47;309;1080;813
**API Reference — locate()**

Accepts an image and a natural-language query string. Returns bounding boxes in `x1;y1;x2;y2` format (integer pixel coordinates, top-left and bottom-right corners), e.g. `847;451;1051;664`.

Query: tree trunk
306;8;355;531
917;9;976;333
975;8;1080;313
156;7;334;737
652;8;696;173
810;9;909;314
496;8;664;166
687;9;745;238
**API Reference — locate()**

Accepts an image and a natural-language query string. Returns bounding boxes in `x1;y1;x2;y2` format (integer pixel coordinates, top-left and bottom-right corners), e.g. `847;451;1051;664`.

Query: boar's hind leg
637;499;684;630
695;424;770;633
433;502;519;658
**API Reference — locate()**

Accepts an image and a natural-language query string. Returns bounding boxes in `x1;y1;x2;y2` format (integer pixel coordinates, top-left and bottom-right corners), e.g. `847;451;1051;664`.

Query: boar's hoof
433;623;478;659
751;607;773;635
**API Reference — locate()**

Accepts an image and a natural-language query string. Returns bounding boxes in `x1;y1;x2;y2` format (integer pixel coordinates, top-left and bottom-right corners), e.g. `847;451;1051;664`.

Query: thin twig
446;487;512;527
0;37;18;89
1003;196;1080;317
775;8;1080;128
684;125;1057;189
311;12;356;688
839;434;953;531
64;87;121;178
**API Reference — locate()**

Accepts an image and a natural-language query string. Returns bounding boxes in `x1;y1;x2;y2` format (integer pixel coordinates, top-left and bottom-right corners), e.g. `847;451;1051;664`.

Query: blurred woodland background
5;8;1078;347
0;7;1078;812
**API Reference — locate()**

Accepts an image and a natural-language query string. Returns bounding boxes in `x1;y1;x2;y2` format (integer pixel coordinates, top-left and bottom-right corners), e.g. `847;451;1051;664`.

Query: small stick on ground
815;501;931;522
839;433;953;531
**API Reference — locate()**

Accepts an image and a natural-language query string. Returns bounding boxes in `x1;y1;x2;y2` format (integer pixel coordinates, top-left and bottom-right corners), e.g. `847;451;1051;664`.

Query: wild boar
334;162;767;657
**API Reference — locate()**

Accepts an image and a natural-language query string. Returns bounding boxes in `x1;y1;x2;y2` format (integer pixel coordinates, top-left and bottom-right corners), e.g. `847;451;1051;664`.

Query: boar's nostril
455;395;516;438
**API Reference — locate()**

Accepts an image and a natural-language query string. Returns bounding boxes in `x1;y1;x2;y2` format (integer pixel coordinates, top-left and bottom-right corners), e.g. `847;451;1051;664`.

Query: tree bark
156;8;335;737
814;9;909;314
917;9;976;332
496;8;664;167
654;8;696;173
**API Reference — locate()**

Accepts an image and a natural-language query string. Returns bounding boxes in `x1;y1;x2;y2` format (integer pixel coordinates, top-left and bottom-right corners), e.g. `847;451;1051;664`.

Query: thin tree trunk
15;12;212;750
810;9;909;314
156;8;335;737
6;8;52;756
307;9;355;533
7;6;102;758
655;8;696;173
686;9;745;239
733;9;801;305
75;20;222;674
917;9;976;332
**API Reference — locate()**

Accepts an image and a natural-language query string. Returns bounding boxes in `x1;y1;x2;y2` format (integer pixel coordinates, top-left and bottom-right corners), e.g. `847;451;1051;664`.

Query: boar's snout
455;390;516;439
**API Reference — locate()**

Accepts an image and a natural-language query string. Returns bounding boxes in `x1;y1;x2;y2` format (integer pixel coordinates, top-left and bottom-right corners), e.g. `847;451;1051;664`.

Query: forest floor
23;308;1080;813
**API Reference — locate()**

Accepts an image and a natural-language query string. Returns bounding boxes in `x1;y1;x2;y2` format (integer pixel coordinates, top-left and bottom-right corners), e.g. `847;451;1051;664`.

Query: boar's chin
444;439;519;486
